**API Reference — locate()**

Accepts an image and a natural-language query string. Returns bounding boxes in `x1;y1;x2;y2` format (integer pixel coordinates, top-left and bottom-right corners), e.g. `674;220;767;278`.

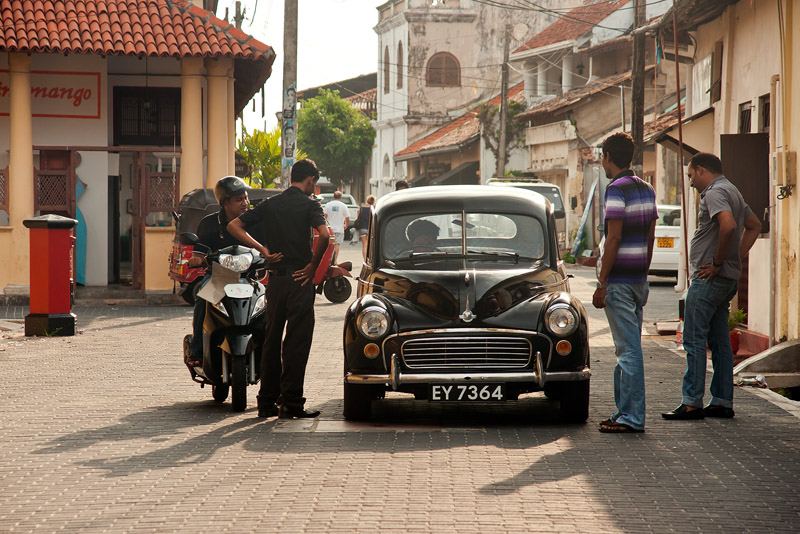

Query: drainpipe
768;74;779;347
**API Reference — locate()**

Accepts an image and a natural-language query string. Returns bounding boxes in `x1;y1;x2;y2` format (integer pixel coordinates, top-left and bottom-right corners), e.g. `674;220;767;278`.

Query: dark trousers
190;275;211;359
258;275;316;410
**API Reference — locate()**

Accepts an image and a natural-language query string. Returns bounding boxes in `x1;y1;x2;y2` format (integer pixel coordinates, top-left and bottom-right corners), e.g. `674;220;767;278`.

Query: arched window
397;41;404;89
382;154;391;178
383;47;390;94
426;52;460;87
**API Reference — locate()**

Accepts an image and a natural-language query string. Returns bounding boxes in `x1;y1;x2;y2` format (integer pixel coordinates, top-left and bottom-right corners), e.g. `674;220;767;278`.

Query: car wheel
343;382;377;420
559;380;590;423
324;277;352;303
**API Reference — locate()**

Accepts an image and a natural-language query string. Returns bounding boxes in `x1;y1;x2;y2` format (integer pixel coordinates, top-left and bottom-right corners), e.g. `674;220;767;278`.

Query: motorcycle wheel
181;280;200;306
323;276;352;303
229;352;247;412
212;384;229;402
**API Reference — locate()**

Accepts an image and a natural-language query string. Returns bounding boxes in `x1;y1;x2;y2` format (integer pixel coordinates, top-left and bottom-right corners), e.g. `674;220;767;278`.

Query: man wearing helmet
228;159;330;420
185;176;253;367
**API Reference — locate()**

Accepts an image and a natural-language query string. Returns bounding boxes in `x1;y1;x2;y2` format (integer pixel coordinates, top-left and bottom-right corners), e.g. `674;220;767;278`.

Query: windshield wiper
466;250;522;263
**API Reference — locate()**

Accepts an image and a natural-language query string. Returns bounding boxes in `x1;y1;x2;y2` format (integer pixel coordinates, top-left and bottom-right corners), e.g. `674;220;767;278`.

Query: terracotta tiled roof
513;0;630;54
395;83;524;160
515;67;653;122
0;0;273;60
346;88;377;117
644;108;682;140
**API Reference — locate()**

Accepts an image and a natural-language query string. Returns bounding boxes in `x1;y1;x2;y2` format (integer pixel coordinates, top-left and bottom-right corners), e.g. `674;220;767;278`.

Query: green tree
236;126;282;188
297;89;376;187
477;99;527;177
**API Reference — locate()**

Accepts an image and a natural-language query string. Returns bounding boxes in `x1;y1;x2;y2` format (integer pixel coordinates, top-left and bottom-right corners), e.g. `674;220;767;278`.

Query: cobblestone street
1;245;798;533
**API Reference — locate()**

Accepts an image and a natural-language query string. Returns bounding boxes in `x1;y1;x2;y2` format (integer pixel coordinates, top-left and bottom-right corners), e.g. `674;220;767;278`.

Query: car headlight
218;253;253;272
253;294;266;316
357;306;390;340
545;303;578;337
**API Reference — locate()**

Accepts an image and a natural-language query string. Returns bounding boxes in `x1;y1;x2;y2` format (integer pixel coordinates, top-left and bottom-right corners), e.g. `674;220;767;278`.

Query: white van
486;178;567;250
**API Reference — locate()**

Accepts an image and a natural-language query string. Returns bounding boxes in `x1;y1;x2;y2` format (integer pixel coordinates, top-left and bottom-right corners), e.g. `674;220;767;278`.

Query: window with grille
759;94;770;133
384;47;391;94
113;87;181;146
426;52;460;87
738;102;752;134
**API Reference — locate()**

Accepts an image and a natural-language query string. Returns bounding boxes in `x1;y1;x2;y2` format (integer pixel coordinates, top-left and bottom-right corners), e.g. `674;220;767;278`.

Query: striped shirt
604;172;658;283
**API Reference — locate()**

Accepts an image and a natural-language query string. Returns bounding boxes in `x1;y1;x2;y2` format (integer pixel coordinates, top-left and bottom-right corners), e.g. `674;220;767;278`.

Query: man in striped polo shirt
593;132;658;433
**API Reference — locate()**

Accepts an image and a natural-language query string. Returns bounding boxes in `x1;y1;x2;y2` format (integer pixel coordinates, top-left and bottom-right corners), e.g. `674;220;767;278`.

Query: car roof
374;185;551;219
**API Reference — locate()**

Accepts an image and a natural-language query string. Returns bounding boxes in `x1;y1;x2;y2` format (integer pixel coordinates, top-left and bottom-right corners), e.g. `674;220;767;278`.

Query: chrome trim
344;367;591;385
534;351;544;388
400;335;532;369
390;353;400;390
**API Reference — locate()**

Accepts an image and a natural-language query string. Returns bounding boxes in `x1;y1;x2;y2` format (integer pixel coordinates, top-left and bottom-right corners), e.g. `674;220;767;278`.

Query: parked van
486;178;567;251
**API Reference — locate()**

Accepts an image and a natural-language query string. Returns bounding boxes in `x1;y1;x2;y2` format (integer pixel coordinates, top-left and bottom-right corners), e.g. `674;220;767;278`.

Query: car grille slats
401;336;531;370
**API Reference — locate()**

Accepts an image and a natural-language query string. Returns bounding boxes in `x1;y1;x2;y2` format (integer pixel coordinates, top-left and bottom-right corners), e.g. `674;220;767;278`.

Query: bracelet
596;282;608;289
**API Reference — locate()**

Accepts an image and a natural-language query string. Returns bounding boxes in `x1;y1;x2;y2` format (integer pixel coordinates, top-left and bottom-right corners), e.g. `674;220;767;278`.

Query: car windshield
382;212;548;270
321;194;356;205
657;206;681;227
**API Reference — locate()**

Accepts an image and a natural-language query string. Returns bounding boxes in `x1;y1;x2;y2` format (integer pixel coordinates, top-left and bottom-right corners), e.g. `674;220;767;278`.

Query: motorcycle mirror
178;232;199;246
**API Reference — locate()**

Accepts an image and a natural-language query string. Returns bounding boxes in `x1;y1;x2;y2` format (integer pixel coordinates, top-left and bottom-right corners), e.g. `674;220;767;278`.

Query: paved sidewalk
0;259;798;533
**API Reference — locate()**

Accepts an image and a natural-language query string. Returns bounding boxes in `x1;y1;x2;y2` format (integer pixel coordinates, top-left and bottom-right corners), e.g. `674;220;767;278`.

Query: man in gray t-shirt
663;153;761;422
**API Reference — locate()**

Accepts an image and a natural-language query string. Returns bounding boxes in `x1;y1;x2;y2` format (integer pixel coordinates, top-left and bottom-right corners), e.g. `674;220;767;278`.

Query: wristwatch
596;282;608;289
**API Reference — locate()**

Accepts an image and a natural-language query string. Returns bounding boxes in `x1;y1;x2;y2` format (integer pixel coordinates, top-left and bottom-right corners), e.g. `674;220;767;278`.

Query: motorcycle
180;233;267;412
312;227;353;303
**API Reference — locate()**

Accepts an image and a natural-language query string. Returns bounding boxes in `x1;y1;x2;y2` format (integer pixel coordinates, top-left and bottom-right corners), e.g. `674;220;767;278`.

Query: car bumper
345;352;591;390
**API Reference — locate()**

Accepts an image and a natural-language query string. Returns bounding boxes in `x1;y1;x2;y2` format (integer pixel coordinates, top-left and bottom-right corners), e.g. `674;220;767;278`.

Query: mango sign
0;70;101;119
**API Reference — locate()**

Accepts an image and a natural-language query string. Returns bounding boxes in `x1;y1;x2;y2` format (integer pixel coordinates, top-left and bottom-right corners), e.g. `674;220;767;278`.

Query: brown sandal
599;421;644;433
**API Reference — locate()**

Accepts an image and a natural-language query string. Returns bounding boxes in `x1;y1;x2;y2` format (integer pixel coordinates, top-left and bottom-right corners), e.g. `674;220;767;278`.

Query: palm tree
237;126;308;188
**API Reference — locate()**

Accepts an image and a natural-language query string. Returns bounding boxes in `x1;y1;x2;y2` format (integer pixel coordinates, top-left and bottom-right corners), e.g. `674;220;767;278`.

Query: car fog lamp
363;343;380;359
218;252;253;272
545;304;578;337
555;340;572;356
358;307;390;340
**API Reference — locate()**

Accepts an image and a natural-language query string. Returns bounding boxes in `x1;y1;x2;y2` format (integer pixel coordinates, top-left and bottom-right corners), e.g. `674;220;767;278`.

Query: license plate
429;383;506;402
657;237;674;248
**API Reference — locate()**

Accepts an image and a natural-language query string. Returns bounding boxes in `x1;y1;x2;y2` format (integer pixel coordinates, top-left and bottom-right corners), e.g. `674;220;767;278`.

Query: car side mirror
596;223;604;232
178;232;199;246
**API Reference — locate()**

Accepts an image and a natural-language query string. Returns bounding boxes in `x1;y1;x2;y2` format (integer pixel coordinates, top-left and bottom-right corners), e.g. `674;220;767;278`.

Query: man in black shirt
228;159;330;419
186;176;253;367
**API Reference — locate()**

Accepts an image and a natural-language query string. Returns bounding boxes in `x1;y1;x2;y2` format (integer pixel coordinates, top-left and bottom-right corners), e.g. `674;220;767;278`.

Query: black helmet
214;176;250;204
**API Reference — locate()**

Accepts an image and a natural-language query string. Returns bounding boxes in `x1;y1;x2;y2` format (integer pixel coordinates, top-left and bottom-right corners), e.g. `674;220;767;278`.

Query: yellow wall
144;227;175;290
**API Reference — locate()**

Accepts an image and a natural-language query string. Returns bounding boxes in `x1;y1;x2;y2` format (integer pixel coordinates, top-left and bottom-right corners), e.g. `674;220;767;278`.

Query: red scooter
313;226;353;303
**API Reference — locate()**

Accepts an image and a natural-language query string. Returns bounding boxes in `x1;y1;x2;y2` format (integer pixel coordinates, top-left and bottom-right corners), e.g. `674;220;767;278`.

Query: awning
430;160;480;186
656;107;715;160
409;172;428;186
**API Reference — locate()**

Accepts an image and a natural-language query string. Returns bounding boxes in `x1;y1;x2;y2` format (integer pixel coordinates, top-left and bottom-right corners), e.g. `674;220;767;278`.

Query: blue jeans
682;276;738;409
190;274;211;359
604;282;649;430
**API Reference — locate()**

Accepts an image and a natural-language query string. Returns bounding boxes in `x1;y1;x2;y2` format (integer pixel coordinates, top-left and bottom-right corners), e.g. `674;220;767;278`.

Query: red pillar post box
23;214;78;336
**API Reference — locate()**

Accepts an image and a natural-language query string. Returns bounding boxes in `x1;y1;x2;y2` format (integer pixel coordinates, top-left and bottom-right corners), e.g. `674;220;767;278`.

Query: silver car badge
460;294;474;322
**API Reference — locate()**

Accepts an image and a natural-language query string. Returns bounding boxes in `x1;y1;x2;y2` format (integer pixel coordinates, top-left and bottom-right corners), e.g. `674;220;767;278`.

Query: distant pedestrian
593;132;658;433
228;158;330;419
395;179;409;191
662;153;761;421
356;195;375;260
323;191;350;262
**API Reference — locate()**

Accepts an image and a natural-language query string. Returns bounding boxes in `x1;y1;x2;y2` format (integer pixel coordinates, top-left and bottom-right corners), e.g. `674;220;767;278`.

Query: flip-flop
599;421;644;433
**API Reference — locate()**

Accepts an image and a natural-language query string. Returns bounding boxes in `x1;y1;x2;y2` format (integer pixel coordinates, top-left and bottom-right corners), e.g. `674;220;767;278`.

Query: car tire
343;382;377;420
559;380;590;423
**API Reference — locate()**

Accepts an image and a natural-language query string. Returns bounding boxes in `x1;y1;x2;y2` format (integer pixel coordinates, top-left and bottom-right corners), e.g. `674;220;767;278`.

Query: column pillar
537;60;548;96
205;57;232;187
227;67;236;175
562;54;574;93
180;57;204;195
6;53;34;286
523;61;536;105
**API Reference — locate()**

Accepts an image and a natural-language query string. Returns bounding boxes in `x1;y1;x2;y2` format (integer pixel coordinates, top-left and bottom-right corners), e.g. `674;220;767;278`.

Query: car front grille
401;336;532;370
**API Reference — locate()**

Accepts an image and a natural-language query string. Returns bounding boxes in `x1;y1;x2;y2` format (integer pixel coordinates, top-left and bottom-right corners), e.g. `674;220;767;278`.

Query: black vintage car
343;185;590;421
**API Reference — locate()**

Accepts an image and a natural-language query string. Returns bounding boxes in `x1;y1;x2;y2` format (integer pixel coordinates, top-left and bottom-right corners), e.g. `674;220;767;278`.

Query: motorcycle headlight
545;303;578;337
218;253;253;273
357;306;390;340
253;294;266;316
213;300;228;317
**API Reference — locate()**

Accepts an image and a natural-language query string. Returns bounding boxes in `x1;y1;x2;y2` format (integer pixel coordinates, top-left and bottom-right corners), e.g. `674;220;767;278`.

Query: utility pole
496;27;510;179
280;0;298;188
631;0;646;173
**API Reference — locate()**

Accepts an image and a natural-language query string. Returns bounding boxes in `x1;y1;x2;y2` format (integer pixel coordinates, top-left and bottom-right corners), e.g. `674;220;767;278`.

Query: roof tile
0;0;273;61
514;0;629;54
